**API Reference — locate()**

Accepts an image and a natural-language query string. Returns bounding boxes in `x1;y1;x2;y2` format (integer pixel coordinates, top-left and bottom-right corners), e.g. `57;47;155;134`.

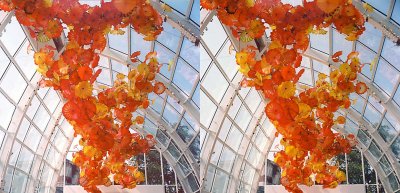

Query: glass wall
265;149;386;193
0;12;74;193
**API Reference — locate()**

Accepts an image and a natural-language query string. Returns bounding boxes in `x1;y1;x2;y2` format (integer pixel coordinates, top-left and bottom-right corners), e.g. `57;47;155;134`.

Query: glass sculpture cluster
201;0;368;192
0;0;166;192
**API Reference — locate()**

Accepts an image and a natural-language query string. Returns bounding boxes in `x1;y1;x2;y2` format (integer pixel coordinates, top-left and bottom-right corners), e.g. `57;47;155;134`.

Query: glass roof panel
312;60;330;74
310;28;329;54
369;141;382;159
234;106;252;131
172;59;198;96
0;17;25;55
130;29;152;62
0;47;10;77
79;0;101;6
163;103;181;127
180;38;200;71
368;96;385;113
362;0;390;15
381;37;400;71
358;22;382;52
356;42;375;80
108;27;128;54
379;155;393;174
0;92;15;129
218;146;236;172
158;22;181;52
298;67;313;86
392;0;400;24
202;63;229;102
162;0;190;15
226;125;243;151
24;126;42;151
217;40;238;80
244;90;262;113
202;17;227;55
364;103;382;125
190;0;200;25
200;44;212;79
213;168;230;192
373;58;399;95
391;137;400;159
177;119;197;143
15;40;36;80
200;90;217;127
154;42;175;80
389;172;400;191
0;64;28;103
193;84;200;107
333;29;353;61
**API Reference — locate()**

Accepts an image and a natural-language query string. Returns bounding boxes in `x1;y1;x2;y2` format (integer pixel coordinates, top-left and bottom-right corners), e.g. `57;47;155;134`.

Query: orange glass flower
75;81;93;99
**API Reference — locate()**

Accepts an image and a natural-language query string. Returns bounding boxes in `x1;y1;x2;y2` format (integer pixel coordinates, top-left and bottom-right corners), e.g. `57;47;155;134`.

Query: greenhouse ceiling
0;0;399;193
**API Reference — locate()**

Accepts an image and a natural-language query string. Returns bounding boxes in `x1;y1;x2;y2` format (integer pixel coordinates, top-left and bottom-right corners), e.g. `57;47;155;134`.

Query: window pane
15;40;36;80
108;27;128;54
190;0;200;25
33;105;50;132
130;28;151;62
173;59;198;95
374;59;399;95
146;150;162;185
24;126;41;151
158;23;181;52
0;17;25;55
189;135;200;160
358;22;382;52
225;125;243;151
310;28;329;54
162;0;190;15
16;147;34;173
0;93;15;129
10;170;28;193
381;38;400;70
368;141;382;159
180;38;199;71
212;169;229;193
0;47;10;77
356;42;376;80
333;30;353;61
217;41;237;80
202;63;228;102
167;142;181;160
202;17;226;55
0;64;27;103
162;157;176;185
218;146;235;172
363;0;390;15
163;103;180;127
347;150;363;184
391;137;400;159
200;90;217;127
154;43;174;80
392;0;400;24
176;118;196;143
